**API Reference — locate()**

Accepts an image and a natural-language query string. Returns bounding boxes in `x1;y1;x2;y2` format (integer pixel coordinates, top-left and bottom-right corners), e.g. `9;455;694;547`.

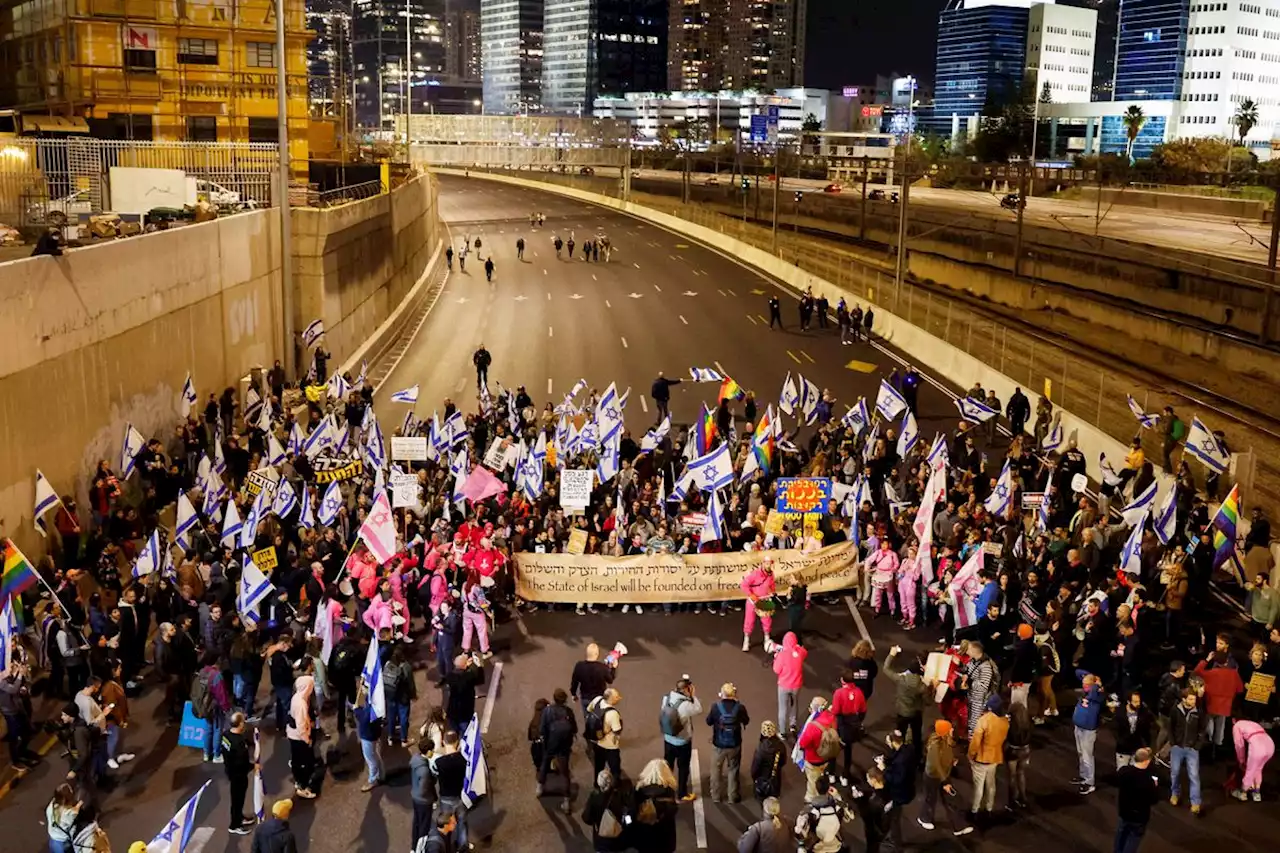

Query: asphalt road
4;175;1275;853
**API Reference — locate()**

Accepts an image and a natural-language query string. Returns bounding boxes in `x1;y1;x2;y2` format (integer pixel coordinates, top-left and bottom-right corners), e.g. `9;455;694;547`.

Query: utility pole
771;151;780;252
405;0;412;161
893;77;917;308
275;0;294;377
1013;160;1028;277
859;155;869;241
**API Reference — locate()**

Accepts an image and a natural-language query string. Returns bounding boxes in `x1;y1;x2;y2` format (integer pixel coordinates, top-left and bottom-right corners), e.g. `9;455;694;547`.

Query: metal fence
0;138;279;229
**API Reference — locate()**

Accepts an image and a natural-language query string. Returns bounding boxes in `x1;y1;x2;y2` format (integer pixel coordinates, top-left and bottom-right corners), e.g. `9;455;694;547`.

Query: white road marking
548;326;554;338
633;262;641;269
480;661;504;735
621;336;629;349
605;299;612;308
691;749;707;848
747;315;758;325
592;274;598;281
847;598;873;649
679;315;688;325
454;378;466;393
543;268;548;275
546;291;551;301
669;254;677;261
717;289;726;296
547;377;553;394
727;288;737;296
639;395;648;413
654;284;662;293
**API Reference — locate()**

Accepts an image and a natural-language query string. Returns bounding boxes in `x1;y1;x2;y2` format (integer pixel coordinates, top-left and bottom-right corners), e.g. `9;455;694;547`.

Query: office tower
667;0;728;91
1025;2;1097;102
933;0;1035;130
352;0;447;129
667;0;806;92
446;0;484;82
542;0;668;115
481;0;545;113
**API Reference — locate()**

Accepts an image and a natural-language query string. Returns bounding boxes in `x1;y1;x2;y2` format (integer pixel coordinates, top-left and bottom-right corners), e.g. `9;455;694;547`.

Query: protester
831;668;868;779
354;684;384;792
252;799;298;853
796;697;839;803
286;675;318;799
967;695;1008;819
631;759;679;853
919;720;972;836
1231;718;1275;802
751;721;787;802
431;730;469;849
588;688;623;781
659;676;702;802
705;682;749;803
222;712;256;835
1168;688;1206;815
46;784;81;853
580;769;631;853
1115;748;1161;853
771;631;806;737
536;688;576;813
1073;673;1104;795
797;775;853;853
410;735;438;850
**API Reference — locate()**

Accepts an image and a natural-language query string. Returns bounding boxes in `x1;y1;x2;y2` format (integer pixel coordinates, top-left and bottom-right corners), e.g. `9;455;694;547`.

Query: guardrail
311;179;385;208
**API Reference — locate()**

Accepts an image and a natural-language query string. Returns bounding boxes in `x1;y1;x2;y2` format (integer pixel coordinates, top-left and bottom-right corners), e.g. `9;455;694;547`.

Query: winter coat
771;632;806;691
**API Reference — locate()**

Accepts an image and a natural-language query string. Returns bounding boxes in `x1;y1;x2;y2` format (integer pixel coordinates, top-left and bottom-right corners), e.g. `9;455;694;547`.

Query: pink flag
460;466;508;504
948;548;985;629
359;491;398;565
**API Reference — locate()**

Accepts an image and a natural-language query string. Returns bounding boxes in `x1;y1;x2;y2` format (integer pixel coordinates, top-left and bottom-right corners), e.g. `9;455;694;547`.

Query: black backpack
659;698;684;737
584;700;606;743
545;704;575;752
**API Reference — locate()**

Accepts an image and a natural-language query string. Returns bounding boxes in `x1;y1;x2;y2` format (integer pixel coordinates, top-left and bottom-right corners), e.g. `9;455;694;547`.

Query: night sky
806;0;948;89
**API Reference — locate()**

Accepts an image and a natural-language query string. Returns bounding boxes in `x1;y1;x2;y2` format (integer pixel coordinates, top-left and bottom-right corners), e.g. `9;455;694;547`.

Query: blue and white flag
1121;479;1157;526
132;530;162;578
520;433;546;500
897;409;919;457
1184;416;1228;475
595;382;624;441
1127;395;1159;429
390;384;420;404
983;461;1014;518
241;486;268;550
180;373;198;418
238;556;275;626
596;428;621;484
0;597;18;673
641;415;671;452
287;422;305;457
567;378;588;401
318;480;343;527
120;423;147;479
212;429;227;476
669;466;696;503
955;396;998;423
451;450;469;508
327;372;350;401
267;433;287;466
299;486;316;529
146;780;212;853
272;480;298;520
365;418;387;471
690;367;723;383
33;469;60;538
361;632;386;720
779;372;800;417
798;375;821;424
875;379;907;421
618;387;631;411
687;442;734;492
926;433;948;473
1154;483;1178;545
1037;490;1052;533
1119;519;1145;575
303;415;336;459
842;475;870;519
842;397;870;436
256;394;274;433
578;420;600;454
461;714;489;808
302;319;325;349
201;478;223;524
332;421;352;457
700;488;725;543
174;493;199;552
1100;453;1123;487
442;410;468;450
252;729;265;822
1041;420;1064;453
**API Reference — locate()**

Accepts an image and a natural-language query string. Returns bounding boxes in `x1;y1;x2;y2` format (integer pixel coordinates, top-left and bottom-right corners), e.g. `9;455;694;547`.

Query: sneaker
576;604;585;615
586;605;598;615
742;636;751;652
1252;791;1263;802
361;782;378;793
559;798;572;815
621;604;630;614
1069;776;1083;785
1191;804;1202;816
1032;717;1045;726
1078;784;1095;795
917;818;935;831
1232;789;1249;801
213;755;224;764
229;827;252;836
954;826;974;836
680;793;697;803
107;759;120;770
635;605;644;614
295;788;317;799
203;755;212;763
1169;795;1180;807
119;753;136;763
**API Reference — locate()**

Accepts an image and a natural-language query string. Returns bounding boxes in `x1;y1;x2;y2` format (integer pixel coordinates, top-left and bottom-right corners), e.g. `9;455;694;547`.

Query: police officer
768;296;783;329
516;237;525;261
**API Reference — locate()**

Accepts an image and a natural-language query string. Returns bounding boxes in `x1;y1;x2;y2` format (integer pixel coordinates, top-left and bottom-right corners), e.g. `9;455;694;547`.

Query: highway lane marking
654;284;662;292
747;315;758;325
800;350;815;363
669;254;677;261
592;274;598;281
546;291;551;301
676;254;684;261
548;326;554;338
717;289;726;296
639;395;648;413
480;661;504;735
690;748;708;848
621;336;629;349
605;299;612;308
726;288;737;296
847;598;873;650
699;269;708;277
543;268;548;275
679;315;688;324
675;243;690;248
756;314;768;324
845;359;877;373
786;350;802;365
634;262;641;269
547;377;553;394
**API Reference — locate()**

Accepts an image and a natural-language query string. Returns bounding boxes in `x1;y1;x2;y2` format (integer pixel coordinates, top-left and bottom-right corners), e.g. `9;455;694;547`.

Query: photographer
58;702;103;804
442;651;486;733
1;660;40;770
659;676;702;802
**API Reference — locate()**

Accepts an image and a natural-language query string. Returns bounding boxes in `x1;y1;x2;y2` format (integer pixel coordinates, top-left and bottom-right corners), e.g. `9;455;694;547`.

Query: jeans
1114;819;1147;853
777;688;799;732
971;761;999;812
1206;714;1228;746
49;840;73;853
204;708;225;759
360;737;383;784
233;673;252;713
663;739;693;798
387;701;411;743
105;723;121;759
229;772;249;828
709;745;741;802
437;796;468;848
273;685;292;729
920;776;968;831
1075;727;1097;786
1170;745;1202;806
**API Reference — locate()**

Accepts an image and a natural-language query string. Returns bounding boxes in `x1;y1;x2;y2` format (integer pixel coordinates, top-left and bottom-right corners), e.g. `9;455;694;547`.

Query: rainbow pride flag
696;403;718;456
752;410;775;473
718;376;745;402
1;538;38;601
1211;484;1241;572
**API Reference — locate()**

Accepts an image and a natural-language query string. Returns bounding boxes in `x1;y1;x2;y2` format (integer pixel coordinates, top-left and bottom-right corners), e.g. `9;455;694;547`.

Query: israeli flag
257;394;274;433
520;433;547;500
461;714;490;808
842;475;870;519
1184;416;1229;475
354;360;368;388
241;487;268;550
641;414;671;452
332;421;351;457
1121;479;1157;526
1119;519;1144;575
689;367;723;382
1042;420;1064;453
272;480;298;520
238;555;276;626
146;779;211;853
897;408;919;457
1037;491;1052;533
443;410;468;449
303;415;336;459
619;386;631;410
451;450;469;508
595;382;624;440
327;372;351;401
287;422;305;457
180;373;197;418
132;530;162;578
669;466;696;503
365;418;387;470
779;372;800;416
0;598;18;673
1100;453;1123;487
318;480;343;526
842;397;870;436
202;477;224;523
875;379;907;421
120;423;147;479
212;430;227;476
33;469;60;538
302;319;325;348
596;428;621;484
299;486;316;529
798;375;821;424
701;489;725;543
984;461;1014;518
390;384;420;404
567;378;588;400
956;396;998;423
1154;483;1178;545
926;433;948;472
266;433;287;467
578;420;600;454
687;442;735;492
174;493;199;552
361;632;386;720
1127;395;1159;429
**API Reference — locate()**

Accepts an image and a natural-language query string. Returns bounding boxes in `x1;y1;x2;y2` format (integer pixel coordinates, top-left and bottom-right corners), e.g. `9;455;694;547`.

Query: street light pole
405;0;412;160
771;148;780;252
275;0;295;378
893;77;916;309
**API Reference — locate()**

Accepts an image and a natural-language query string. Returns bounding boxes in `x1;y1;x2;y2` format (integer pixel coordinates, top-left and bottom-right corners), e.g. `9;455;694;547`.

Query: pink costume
1234;719;1275;792
867;548;900;614
897;556;922;627
465;538;504;578
461;584;490;652
741;567;776;639
363;594;395;634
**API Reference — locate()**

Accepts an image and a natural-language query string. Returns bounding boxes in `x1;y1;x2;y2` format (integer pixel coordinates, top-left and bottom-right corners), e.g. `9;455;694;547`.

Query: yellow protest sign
251;548;278;572
566;529;588;555
1246;672;1276;705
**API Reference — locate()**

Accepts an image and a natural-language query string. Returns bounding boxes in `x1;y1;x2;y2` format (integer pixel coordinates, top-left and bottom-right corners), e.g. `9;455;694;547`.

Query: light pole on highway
771;145;781;253
275;0;295;378
893;75;917;310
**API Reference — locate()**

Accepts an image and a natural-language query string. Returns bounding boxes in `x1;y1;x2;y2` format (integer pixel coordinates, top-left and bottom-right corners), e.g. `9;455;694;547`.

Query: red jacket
831;682;867;718
798;709;837;765
1194;659;1244;717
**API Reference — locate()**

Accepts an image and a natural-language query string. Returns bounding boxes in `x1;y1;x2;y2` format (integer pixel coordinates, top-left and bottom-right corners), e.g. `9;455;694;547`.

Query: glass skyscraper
1112;0;1188;100
542;0;667;115
481;0;545;114
932;1;1032;128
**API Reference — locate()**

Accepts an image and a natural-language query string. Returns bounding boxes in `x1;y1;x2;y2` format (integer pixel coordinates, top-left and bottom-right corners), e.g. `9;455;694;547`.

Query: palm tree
1234;98;1259;145
1122;105;1146;162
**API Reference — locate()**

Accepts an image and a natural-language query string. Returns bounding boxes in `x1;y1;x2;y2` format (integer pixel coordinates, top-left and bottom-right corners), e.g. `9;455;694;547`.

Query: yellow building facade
0;0;311;164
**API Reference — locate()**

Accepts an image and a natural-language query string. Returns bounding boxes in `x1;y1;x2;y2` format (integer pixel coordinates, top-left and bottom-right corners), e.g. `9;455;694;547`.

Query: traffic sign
749;114;768;143
766;105;780;126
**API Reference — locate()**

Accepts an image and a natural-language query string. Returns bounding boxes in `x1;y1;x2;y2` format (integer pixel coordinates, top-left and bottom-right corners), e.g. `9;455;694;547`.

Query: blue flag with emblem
146;779;211;853
1183;416;1228;475
984;461;1013;518
875;379;907;421
238;555;275;626
318;480;343;527
361;632;386;720
1119;518;1145;575
390;384;420;404
1121;479;1157;526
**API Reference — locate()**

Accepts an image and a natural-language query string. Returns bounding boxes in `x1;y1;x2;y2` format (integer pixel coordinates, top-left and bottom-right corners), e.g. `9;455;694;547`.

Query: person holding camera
442;652;486;734
1;660;40;771
659;676;702;802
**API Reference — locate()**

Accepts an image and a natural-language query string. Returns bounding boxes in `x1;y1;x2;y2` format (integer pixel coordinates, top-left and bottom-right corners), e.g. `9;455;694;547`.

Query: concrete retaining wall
1073;186;1269;221
442;168;1132;485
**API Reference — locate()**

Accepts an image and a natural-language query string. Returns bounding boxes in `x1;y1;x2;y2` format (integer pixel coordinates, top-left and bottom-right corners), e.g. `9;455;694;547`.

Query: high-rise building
666;0;806;92
446;0;484;82
481;0;545;114
309;0;354;119
542;0;667;115
1025;3;1096;103
352;0;447;129
933;0;1036;133
1060;0;1119;100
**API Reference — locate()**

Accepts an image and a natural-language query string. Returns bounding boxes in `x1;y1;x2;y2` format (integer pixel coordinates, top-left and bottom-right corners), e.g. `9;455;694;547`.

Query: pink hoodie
741;567;776;600
363;594;395;633
772;631;807;690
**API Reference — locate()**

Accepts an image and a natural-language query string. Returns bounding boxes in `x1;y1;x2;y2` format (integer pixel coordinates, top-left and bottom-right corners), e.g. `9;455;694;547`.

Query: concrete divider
438;167;1133;484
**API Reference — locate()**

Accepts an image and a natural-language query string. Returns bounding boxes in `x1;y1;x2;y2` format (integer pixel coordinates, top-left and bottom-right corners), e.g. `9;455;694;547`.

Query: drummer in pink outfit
741;561;778;653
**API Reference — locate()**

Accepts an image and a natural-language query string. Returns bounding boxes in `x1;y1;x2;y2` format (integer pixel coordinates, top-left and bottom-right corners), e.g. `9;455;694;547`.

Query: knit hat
1017;623;1034;640
272;799;294;819
129;843;148;853
985;695;1004;714
934;719;953;737
761;721;778;738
